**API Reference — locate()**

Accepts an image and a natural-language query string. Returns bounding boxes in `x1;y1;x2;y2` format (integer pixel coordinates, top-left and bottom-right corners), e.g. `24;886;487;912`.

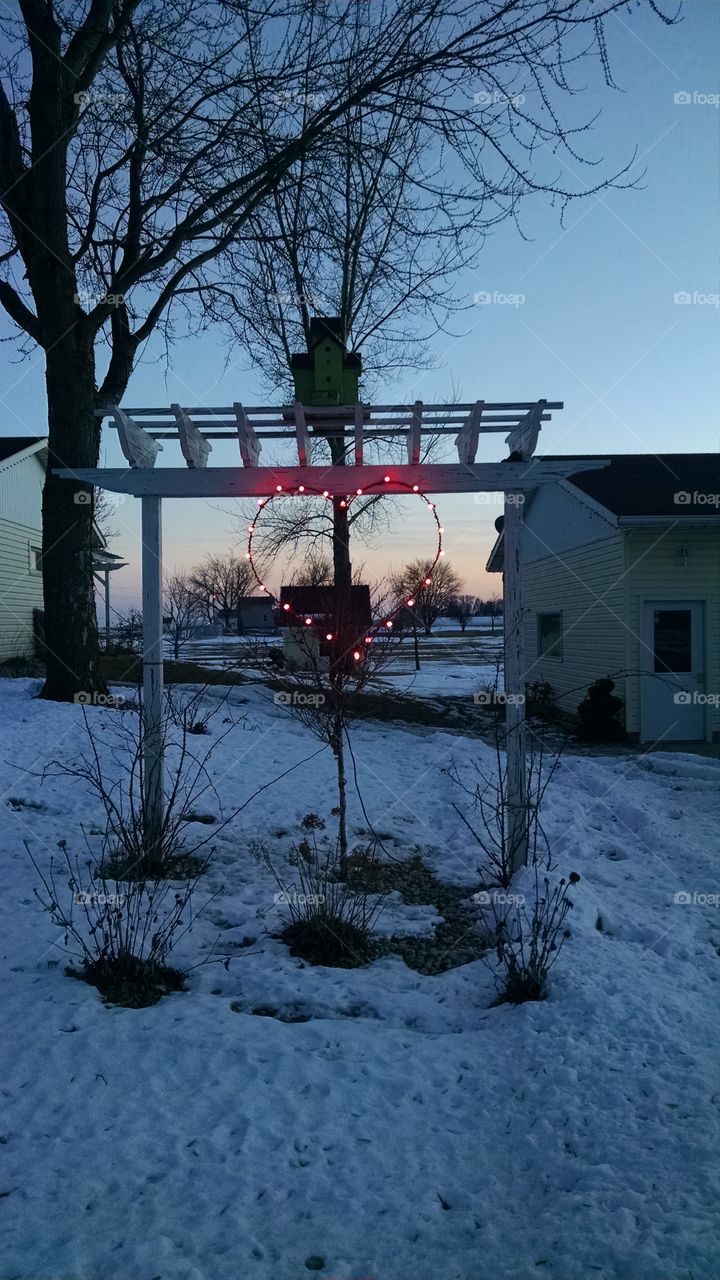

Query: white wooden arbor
57;398;607;868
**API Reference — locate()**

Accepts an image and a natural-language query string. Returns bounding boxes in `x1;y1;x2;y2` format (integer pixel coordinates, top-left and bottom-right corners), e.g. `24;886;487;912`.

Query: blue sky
1;1;718;610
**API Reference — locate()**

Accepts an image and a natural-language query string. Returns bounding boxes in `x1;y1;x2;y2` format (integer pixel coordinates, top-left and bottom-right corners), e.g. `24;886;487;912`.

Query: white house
487;454;720;744
0;437;47;661
0;436;122;662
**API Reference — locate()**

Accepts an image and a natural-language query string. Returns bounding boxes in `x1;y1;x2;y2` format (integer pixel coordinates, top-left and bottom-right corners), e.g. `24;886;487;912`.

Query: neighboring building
0;437;48;661
0;436;124;662
218;597;277;634
487;454;720;743
278;584;372;669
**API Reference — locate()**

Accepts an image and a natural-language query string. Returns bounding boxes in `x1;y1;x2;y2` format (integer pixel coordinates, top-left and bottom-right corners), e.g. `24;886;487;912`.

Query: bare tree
163;571;201;660
93;490;120;542
189;553;254;632
391;558;463;634
0;0;674;699
273;593;398;873
292;550;333;588
447;593;477;632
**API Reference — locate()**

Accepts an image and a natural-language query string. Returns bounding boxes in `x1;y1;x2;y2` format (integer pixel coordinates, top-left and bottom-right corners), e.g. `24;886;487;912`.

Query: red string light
246;478;444;647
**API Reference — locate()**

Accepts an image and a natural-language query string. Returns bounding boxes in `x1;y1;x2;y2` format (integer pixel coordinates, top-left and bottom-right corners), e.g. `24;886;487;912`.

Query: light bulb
304;617;312;626
298;484;305;493
406;598;415;607
325;633;333;641
385;620;393;628
353;651;361;660
412;485;419;492
384;475;391;483
276;484;283;492
283;603;291;611
424;577;432;585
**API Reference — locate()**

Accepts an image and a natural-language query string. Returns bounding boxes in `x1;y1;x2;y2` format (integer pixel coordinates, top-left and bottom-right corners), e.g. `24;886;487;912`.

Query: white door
641;602;705;742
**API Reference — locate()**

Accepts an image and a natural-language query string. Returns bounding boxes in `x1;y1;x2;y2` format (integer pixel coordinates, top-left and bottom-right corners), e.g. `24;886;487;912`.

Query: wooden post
503;490;527;873
141;495;164;855
104;568;111;649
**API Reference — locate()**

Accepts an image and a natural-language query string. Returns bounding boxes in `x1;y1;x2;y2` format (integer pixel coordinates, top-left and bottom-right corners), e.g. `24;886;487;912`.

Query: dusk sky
1;1;718;613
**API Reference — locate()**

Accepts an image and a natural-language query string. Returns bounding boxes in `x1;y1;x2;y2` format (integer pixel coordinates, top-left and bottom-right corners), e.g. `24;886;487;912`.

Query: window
30;546;42;574
537;611;563;658
653;609;691;673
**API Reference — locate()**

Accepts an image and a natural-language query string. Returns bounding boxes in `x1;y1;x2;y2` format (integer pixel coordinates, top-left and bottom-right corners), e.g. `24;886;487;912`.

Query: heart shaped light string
245;476;444;658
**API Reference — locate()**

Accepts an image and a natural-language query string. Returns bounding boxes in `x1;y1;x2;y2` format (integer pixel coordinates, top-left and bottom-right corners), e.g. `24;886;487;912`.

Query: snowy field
174;624;505;701
1;676;719;1279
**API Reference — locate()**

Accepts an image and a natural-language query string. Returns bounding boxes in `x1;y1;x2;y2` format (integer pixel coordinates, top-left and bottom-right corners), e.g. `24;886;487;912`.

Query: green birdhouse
290;317;362;407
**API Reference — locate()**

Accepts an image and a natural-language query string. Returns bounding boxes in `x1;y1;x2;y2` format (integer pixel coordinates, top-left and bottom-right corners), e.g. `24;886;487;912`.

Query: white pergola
57;397;607;869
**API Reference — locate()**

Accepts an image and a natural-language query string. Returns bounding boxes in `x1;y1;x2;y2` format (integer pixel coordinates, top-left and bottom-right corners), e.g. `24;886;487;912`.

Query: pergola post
503;490;528;873
104;568;111;649
141;495;164;853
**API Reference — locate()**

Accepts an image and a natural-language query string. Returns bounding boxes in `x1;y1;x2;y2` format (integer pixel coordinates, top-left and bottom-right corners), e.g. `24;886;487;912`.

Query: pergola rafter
56;397;608;871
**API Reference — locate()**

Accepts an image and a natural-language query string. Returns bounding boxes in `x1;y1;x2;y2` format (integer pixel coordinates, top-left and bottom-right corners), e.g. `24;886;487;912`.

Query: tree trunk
40;328;105;701
332;712;348;876
328;434;351;872
329;434;353;663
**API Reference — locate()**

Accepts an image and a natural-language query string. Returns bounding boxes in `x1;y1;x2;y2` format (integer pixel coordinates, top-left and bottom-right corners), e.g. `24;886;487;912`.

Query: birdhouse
290;317;362;406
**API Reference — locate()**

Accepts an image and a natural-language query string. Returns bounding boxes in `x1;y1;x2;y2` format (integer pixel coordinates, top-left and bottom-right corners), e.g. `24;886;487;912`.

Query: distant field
169;625;504;700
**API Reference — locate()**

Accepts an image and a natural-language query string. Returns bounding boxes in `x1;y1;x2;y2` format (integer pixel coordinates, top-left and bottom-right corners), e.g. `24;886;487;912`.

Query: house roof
279;584;372;625
543;453;720;518
0;436;47;465
485;453;720;573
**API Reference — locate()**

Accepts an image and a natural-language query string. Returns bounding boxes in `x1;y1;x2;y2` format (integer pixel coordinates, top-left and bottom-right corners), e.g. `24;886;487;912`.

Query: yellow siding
622;526;720;737
0;518;44;659
522;535;628;718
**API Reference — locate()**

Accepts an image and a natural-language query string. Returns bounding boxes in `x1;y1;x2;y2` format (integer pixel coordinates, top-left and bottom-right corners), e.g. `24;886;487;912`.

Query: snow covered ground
176;627;504;701
1;676;719;1279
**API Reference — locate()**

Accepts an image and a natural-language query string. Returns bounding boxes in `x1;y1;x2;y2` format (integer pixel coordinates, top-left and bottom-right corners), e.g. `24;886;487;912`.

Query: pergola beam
99;401;564;418
55;460;607;498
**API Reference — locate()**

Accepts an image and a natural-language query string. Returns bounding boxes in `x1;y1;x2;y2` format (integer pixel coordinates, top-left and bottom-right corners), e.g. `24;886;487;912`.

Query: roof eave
618;515;720;527
0;437;49;473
